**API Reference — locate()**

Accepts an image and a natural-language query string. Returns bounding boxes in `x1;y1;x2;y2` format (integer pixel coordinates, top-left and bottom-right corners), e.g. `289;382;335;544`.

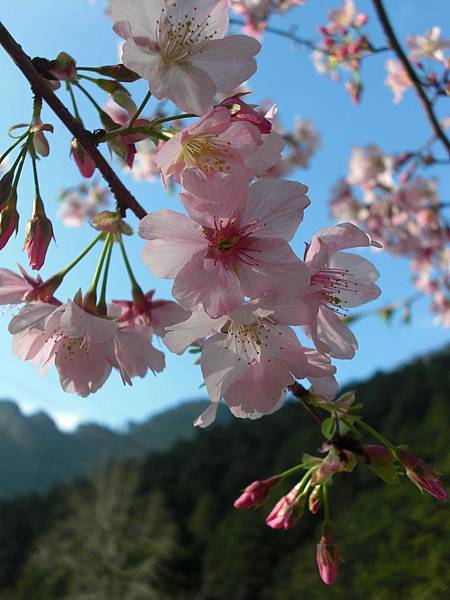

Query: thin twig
0;21;147;219
371;0;450;158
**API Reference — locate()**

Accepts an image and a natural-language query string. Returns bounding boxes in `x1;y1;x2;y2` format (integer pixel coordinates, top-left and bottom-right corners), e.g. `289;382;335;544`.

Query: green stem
128;90;152;129
11;140;30;192
295;468;315;492
150;113;196;127
358;420;398;454
30;143;42;201
57;233;103;278
118;236;143;294
97;237;114;315
322;485;331;525
278;463;312;480
73;81;104;114
66;82;82;122
88;237;111;296
0;132;29;166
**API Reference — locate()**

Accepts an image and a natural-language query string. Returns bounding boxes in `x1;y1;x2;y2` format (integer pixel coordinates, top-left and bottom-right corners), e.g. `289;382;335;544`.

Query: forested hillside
0;347;448;599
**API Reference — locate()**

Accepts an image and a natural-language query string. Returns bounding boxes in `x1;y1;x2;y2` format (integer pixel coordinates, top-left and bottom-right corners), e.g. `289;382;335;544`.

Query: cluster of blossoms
313;0;371;104
330;144;450;325
229;0;304;38
385;27;450;104
1;0;448;588
234;387;448;584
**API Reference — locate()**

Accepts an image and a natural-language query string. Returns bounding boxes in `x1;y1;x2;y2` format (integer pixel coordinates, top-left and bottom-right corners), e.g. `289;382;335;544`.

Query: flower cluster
233;387;448;585
313;0;371;103
58;182;110;227
229;0;305;38
330;144;449;325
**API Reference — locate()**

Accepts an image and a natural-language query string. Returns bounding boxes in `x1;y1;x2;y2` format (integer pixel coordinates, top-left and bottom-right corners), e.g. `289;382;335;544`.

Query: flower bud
316;527;339;585
23;203;54;270
266;484;305;530
234;476;280;509
91;210;133;236
47;52;77;82
0;198;19;250
398;450;448;502
0;169;15;211
71;139;96;178
308;486;321;514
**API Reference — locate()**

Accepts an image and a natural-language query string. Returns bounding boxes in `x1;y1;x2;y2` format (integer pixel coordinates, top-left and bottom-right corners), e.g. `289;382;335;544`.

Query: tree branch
0;21;147;219
372;0;450;158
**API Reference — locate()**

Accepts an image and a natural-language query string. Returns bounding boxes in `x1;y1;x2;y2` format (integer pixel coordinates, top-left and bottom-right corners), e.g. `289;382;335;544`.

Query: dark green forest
0;347;448;599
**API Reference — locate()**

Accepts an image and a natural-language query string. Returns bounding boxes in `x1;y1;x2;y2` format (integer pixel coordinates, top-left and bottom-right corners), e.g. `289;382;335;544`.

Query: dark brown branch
372;0;450;158
0;21;147;219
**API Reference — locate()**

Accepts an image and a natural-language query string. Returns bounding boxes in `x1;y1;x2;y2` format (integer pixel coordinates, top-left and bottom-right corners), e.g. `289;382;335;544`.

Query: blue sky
0;0;448;431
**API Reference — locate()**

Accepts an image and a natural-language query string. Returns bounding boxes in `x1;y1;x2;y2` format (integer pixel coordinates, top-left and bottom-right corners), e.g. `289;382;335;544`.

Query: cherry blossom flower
326;0;357;35
9;299;165;397
110;0;261;114
130;139;161;182
164;300;337;427
154;106;283;183
272;223;381;359
316;528;339;585
139;172;310;317
347;144;393;190
408;27;450;64
0;268;39;305
385;58;411;104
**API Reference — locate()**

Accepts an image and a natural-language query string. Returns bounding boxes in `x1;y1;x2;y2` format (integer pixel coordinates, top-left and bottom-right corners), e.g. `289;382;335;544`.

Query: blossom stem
0;131;29;166
11;140;30;192
66;82;82;122
358;420;398;455
57;233;104;278
128;90;152;129
150;113;197;126
278;463;312;480
97;236;114;315
72;81;104;114
30;143;42;201
322;485;331;526
118;236;144;295
89;236;112;297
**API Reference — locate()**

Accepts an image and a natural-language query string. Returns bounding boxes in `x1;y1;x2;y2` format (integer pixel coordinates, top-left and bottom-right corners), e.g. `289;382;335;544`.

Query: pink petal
242;179;310;241
164;308;227;355
244;132;285;176
60;300;117;343
0;269;33;304
139;210;205;278
329;252;381;307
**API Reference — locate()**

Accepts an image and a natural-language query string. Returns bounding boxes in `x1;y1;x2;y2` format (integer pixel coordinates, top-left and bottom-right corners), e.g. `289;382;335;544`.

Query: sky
0;0;448;431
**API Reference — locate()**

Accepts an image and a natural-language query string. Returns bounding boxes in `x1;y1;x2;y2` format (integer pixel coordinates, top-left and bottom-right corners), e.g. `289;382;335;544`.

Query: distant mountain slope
0;399;220;498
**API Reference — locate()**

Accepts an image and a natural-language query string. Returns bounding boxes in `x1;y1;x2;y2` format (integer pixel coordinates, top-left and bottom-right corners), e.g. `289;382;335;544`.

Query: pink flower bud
233;476;280;509
363;444;392;462
308;487;321;514
47;52;77;82
0;169;15;211
23;210;54;271
316;528;339;585
219;94;272;134
71;139;96;178
266;484;304;529
354;13;368;27
0;200;19;250
399;450;448;502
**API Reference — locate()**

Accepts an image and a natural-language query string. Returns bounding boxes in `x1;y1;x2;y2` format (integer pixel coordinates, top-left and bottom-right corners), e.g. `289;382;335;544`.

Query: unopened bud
71;139;96;178
266;484;305;530
398;450;448;502
91;210;133;236
24;203;54;270
0;169;15;211
316;527;339;585
0;198;19;250
234;476;281;509
308;486;321;514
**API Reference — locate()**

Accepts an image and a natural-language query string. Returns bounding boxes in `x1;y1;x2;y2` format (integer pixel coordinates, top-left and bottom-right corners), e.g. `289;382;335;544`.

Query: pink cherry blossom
316;528;339;585
110;0;261;114
139;172;310;317
347;144;393;189
164;300;337;427
385;59;411;104
155;106;284;183
9;299;166;397
272;223;381;359
408;27;450;64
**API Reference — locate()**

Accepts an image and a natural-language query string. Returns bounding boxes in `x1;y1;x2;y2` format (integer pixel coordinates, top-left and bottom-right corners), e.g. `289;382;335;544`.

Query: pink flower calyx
234;476;281;509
